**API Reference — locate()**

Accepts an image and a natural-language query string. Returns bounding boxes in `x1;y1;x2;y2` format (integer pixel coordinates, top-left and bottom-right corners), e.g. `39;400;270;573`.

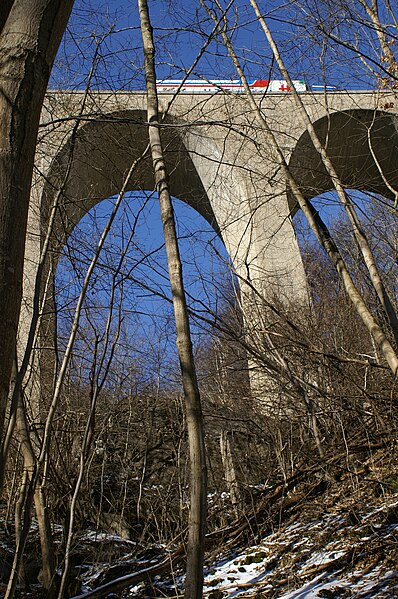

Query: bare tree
0;0;74;456
138;2;207;597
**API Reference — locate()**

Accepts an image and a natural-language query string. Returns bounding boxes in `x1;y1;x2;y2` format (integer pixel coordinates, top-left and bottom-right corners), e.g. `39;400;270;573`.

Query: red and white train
156;79;308;93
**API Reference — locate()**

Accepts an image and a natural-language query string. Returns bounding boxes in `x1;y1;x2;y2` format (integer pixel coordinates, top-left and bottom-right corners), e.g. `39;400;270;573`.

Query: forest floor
126;444;398;599
1;444;398;598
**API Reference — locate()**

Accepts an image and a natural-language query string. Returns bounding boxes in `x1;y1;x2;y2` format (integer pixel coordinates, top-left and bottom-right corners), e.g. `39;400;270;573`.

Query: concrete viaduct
21;89;398;375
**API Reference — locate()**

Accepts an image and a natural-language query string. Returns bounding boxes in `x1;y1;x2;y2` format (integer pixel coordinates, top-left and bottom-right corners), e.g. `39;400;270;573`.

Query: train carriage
155;79;308;93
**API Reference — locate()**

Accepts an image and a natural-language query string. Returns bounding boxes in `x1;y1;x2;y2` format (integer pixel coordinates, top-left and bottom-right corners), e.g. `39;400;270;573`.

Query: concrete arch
35;103;277;300
41;108;222;251
287;108;398;209
23;107;242;410
25;103;269;355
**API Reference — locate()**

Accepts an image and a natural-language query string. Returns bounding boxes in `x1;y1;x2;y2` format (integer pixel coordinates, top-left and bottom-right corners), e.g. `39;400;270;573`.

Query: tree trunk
220;431;241;518
0;0;74;447
5;392;57;599
138;2;207;598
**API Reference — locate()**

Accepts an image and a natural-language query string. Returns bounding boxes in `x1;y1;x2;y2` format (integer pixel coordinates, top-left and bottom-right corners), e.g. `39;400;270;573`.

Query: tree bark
0;0;74;445
138;2;207;598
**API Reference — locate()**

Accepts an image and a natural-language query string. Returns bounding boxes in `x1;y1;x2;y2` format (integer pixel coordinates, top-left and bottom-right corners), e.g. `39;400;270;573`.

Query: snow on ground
201;491;398;598
278;567;386;599
70;485;398;598
82;531;138;545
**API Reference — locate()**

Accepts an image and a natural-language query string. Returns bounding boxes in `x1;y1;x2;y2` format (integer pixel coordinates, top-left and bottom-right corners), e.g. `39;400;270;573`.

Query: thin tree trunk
220;431;241;518
7;393;57;598
249;0;398;349
58;243;126;599
358;0;397;72
14;470;29;589
138;2;207;598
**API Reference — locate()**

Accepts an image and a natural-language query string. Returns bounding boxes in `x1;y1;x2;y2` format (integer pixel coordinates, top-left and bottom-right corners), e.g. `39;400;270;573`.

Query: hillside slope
80;445;398;598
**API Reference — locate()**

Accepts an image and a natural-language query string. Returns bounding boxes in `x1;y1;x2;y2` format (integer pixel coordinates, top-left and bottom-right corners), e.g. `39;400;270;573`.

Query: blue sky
52;0;386;91
55;193;232;390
